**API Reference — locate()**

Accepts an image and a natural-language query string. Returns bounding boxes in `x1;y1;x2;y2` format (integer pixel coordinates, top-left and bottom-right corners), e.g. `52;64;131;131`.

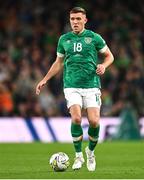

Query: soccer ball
49;152;70;171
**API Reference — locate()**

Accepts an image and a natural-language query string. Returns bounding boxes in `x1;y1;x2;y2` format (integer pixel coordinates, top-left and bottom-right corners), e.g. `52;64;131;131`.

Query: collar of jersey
72;29;86;37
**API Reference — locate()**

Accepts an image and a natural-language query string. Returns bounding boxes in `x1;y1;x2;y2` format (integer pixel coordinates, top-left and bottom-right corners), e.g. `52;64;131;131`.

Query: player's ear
85;18;88;24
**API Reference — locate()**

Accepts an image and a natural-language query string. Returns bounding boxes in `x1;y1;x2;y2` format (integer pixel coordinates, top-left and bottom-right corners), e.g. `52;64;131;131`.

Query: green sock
88;125;100;151
71;123;83;152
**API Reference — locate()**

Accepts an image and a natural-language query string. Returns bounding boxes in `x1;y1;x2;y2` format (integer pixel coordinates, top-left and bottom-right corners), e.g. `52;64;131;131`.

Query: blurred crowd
0;0;144;117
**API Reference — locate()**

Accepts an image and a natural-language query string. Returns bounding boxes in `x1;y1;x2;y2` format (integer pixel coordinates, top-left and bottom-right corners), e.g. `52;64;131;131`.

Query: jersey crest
84;37;92;44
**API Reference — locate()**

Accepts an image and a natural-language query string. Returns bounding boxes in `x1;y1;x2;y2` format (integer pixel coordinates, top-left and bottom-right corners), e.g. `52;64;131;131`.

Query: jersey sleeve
57;36;65;57
95;34;108;53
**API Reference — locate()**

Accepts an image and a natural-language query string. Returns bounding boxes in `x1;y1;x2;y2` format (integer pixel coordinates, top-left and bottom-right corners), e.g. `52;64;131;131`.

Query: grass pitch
0;141;144;179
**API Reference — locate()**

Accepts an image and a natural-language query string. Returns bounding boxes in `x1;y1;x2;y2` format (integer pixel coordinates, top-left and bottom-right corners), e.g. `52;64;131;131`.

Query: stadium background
0;0;144;178
0;0;143;118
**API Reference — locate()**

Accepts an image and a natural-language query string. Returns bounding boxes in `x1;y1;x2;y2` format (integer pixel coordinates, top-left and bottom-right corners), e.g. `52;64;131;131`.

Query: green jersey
57;29;107;88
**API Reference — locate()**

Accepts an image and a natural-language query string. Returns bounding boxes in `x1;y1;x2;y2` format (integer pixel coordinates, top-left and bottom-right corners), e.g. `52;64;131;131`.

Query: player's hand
36;79;47;95
96;64;105;75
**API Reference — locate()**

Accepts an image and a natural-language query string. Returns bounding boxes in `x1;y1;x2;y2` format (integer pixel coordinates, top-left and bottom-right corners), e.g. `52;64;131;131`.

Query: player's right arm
36;56;64;95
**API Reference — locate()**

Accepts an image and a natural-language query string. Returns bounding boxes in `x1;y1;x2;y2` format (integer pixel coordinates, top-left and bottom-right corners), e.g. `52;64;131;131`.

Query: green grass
0;141;144;179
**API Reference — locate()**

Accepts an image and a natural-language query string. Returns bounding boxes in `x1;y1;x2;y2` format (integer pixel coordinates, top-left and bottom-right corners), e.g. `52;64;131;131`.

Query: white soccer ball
49;152;70;171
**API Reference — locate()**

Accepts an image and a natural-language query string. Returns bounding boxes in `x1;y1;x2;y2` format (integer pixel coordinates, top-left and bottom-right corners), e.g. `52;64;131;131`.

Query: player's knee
72;115;81;124
89;118;99;127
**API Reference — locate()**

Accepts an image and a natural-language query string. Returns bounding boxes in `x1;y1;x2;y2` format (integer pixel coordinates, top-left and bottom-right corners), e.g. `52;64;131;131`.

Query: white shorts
64;88;102;109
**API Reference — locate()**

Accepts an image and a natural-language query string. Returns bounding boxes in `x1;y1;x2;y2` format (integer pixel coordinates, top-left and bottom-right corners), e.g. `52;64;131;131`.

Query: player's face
70;13;87;34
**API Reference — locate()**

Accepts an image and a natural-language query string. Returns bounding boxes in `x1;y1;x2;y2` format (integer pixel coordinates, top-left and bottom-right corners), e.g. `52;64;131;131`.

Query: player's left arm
96;47;114;75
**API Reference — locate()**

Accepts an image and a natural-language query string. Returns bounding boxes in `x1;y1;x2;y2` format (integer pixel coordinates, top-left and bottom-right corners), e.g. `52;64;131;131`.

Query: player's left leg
85;107;100;171
87;107;100;150
83;88;101;171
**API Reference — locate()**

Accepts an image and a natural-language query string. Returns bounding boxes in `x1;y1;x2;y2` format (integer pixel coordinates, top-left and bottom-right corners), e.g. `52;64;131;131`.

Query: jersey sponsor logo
84;37;92;44
66;40;71;43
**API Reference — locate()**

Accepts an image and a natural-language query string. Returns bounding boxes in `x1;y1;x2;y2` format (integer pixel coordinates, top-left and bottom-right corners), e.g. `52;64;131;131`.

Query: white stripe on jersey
57;52;65;57
99;45;108;53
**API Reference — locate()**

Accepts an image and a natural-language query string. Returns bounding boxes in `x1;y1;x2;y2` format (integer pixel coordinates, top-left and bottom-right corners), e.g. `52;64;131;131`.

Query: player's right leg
70;105;85;170
64;88;84;170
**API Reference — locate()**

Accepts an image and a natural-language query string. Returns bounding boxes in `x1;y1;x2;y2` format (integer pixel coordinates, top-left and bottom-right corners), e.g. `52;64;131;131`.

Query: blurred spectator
38;88;59;117
0;83;14;115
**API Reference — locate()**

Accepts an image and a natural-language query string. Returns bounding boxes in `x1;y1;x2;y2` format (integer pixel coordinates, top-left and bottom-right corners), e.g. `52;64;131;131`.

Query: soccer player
36;7;114;171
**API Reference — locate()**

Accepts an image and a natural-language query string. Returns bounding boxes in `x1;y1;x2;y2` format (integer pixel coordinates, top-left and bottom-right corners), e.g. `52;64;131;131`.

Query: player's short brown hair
70;7;86;15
